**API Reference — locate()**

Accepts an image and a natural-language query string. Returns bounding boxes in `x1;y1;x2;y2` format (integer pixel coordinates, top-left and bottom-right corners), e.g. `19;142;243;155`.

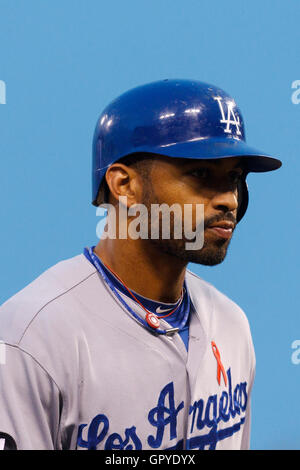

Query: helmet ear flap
95;177;109;206
237;176;249;223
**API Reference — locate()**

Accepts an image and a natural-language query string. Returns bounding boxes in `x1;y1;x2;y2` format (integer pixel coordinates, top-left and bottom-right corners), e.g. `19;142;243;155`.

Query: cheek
150;165;221;228
152;181;212;229
152;174;209;206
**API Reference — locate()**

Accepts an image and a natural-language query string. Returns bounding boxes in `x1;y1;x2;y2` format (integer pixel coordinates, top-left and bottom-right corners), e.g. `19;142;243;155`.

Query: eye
190;168;211;179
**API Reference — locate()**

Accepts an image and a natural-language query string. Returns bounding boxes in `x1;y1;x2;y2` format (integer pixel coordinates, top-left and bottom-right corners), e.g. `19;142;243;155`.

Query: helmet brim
133;137;282;173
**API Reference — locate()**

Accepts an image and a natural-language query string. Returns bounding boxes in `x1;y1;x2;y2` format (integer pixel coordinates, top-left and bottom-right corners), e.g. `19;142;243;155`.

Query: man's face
140;155;244;266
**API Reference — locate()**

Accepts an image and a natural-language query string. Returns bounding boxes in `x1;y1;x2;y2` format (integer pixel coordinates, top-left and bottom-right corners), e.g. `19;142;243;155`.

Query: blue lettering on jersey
187;368;248;449
77;368;248;450
77;416;142;450
147;381;184;448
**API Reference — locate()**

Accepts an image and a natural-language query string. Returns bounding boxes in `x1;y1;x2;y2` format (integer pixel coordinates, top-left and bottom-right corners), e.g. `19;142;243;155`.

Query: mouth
206;221;235;240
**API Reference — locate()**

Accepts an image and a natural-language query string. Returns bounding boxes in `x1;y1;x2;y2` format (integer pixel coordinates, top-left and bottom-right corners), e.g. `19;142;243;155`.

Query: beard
146;228;231;266
139;183;234;266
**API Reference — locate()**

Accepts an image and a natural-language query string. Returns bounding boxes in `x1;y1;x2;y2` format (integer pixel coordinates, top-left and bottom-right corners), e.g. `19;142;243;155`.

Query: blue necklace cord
84;247;190;336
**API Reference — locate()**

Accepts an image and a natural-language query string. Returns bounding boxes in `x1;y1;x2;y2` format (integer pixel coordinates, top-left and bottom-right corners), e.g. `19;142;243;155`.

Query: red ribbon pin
211;341;227;387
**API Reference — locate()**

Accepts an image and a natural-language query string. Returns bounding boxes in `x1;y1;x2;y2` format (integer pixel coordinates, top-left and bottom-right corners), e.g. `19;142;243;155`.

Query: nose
211;189;239;216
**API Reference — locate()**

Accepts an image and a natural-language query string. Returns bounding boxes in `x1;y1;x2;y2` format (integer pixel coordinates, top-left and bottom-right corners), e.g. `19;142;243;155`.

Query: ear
105;163;142;206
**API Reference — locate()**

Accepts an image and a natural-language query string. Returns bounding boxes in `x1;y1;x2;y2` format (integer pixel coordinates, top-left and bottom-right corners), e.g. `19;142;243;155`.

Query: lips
208;221;235;230
206;221;235;239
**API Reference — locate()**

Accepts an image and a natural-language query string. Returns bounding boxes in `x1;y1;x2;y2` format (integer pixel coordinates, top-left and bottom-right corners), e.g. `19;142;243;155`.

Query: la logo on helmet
213;96;242;136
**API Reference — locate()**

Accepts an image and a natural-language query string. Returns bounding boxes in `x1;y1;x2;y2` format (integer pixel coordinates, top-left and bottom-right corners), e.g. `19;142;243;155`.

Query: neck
94;237;187;303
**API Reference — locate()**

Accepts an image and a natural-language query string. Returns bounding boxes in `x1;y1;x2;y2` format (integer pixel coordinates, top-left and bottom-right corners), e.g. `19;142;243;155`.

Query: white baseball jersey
0;254;255;450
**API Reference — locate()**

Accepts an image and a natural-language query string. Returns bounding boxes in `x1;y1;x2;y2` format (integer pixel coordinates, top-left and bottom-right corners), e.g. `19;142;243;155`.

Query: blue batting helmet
92;79;281;222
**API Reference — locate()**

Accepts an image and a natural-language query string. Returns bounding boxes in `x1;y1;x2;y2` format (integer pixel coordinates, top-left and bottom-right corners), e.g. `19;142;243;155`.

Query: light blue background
0;0;299;450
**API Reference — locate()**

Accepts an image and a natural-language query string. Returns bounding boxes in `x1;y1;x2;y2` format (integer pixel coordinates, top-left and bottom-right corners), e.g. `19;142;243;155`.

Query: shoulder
0;253;98;346
185;268;252;334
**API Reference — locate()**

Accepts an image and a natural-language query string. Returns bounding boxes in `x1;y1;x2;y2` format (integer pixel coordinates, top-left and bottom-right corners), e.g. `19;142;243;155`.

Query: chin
185;249;228;266
149;235;231;266
182;238;231;265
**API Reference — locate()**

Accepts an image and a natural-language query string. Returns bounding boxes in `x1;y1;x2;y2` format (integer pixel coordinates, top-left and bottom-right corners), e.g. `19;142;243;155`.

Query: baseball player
0;79;281;450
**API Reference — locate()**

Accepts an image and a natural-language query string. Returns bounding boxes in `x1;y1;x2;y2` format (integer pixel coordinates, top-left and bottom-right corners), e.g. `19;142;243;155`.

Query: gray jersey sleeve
0;344;61;450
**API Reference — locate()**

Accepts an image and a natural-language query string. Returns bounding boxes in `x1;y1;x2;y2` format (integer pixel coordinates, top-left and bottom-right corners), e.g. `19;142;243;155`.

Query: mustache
204;213;237;230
